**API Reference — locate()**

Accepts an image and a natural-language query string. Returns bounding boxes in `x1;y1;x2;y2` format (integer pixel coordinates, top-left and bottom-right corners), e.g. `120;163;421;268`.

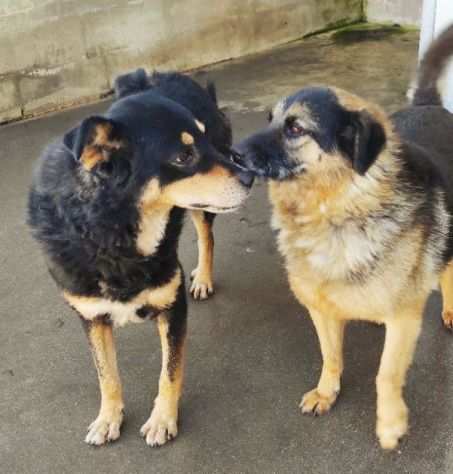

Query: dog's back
114;69;232;153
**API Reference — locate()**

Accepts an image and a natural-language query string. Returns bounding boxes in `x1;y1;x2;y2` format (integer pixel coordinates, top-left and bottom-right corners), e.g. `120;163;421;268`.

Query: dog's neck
136;204;173;256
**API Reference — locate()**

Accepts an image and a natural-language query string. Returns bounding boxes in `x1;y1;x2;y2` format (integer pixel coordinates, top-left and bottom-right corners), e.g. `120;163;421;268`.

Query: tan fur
160;165;249;212
195;119;206;133
140;314;185;446
190;210;214;299
441;261;453;329
268;90;449;449
80;123;123;171
84;321;124;445
181;131;194;145
63;269;182;327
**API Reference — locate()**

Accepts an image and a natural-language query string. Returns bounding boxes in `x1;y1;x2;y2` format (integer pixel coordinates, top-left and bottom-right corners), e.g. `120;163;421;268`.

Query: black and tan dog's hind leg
440;262;453;330
298;308;345;416
82;318;125;445
141;287;187;446
375;306;423;450
190;210;215;300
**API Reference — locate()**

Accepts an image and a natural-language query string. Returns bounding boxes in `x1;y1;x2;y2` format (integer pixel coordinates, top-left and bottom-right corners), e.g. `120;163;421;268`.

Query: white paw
377;404;408;450
190;268;214;300
85;411;123;446
300;388;338;416
140;403;178;447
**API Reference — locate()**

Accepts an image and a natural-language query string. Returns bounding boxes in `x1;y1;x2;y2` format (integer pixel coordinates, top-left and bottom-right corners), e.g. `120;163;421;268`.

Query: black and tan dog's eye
284;120;305;139
174;151;194;165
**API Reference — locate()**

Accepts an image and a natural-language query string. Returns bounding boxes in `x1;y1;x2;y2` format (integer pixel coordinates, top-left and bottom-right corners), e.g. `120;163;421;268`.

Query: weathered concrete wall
367;0;423;26
0;0;362;123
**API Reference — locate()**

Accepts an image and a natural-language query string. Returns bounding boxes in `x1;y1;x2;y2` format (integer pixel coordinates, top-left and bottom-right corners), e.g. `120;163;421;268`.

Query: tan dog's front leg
141;295;187;447
300;309;345;415
376;314;422;450
190;210;214;300
82;317;124;446
440;262;453;329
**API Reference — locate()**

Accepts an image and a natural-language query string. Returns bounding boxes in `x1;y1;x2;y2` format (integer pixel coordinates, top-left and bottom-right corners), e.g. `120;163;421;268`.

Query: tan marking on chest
63;269;182;327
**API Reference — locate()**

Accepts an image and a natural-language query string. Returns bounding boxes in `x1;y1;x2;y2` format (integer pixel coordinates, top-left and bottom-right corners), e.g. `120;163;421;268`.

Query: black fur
27;70;244;305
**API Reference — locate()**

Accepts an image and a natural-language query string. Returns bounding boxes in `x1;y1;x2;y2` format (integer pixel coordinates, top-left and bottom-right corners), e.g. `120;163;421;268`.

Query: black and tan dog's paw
442;310;453;331
85;410;124;446
190;268;214;300
300;388;338;416
140;404;178;447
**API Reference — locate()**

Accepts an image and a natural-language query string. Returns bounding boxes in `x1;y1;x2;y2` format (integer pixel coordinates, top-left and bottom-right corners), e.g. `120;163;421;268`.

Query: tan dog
234;25;453;449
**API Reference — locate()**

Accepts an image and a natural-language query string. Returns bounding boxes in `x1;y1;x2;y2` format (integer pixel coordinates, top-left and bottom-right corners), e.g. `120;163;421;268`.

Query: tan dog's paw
140;403;178;447
376;403;408;450
85;409;124;446
442;310;453;331
190;268;214;300
300;388;338;416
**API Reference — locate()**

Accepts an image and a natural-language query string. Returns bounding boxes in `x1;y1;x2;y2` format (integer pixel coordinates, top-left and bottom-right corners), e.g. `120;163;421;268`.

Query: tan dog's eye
284;122;305;139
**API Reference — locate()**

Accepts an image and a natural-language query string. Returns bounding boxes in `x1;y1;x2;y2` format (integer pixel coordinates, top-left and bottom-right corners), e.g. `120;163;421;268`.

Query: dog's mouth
189;203;242;213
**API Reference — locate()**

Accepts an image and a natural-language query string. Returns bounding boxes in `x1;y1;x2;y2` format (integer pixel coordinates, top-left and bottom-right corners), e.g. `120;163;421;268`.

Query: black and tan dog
234;25;453;449
27;70;253;447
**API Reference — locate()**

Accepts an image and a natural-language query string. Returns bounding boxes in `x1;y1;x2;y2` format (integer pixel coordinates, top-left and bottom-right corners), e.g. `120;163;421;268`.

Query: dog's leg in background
440;261;453;329
141;286;187;446
376;310;422;450
82;318;124;445
300;309;345;415
190;210;215;300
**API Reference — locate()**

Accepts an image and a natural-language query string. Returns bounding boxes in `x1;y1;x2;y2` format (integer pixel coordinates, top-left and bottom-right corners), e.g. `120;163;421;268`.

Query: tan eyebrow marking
195;120;206;133
181;132;194;145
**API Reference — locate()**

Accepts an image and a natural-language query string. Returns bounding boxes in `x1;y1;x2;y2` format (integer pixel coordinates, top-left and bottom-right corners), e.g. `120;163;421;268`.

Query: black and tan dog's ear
113;68;150;99
338;110;386;175
63;116;130;183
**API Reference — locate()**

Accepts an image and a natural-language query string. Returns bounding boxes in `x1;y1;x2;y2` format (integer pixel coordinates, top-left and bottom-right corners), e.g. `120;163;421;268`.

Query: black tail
412;24;453;106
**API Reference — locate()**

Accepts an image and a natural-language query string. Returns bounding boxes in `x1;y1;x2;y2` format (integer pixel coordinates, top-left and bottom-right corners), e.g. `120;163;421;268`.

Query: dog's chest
272;205;395;282
64;270;181;328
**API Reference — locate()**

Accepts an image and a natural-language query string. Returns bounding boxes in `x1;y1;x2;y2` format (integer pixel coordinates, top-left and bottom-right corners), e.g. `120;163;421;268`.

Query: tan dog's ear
338;110;386;175
63;116;131;185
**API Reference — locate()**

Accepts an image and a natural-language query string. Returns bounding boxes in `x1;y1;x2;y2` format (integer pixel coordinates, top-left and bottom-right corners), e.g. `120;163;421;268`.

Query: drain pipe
419;0;453;111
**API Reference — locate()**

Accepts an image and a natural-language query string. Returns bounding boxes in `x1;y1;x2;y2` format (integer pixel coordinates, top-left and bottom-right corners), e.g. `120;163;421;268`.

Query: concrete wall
367;0;423;26
0;0;362;123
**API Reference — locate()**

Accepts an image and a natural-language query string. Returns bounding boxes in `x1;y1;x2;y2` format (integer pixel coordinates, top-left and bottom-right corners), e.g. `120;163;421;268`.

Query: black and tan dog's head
234;87;389;181
63;91;253;213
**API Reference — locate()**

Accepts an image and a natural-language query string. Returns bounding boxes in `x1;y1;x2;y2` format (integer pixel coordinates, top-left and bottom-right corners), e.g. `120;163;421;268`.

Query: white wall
367;0;423;25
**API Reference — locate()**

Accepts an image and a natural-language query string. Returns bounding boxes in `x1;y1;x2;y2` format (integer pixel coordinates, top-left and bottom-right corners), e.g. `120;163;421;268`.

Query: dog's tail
412;24;453;106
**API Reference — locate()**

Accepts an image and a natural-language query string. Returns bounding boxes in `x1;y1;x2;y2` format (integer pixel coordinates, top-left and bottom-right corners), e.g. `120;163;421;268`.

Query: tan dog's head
233;87;389;181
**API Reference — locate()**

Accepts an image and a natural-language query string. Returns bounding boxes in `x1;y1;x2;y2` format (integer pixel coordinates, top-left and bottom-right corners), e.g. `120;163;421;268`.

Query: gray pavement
2;26;453;473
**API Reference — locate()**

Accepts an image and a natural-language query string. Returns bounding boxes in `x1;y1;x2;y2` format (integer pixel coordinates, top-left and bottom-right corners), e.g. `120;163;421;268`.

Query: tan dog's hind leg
300;309;345;416
190;210;214;300
83;319;124;445
141;313;186;447
440;262;453;329
376;312;422;450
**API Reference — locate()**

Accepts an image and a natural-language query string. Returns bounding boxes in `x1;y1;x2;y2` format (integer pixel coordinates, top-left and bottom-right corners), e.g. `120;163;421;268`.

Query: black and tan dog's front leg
141;287;187;447
190;210;215;300
82;317;124;446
